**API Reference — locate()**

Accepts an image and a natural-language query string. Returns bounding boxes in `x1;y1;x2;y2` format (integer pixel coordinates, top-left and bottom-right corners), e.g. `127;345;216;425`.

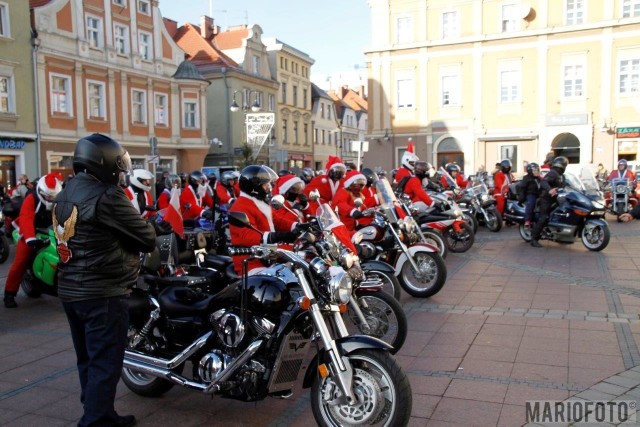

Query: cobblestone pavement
2;218;640;426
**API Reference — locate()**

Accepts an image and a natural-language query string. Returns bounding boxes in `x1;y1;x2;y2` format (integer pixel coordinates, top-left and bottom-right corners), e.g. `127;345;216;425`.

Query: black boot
530;240;542;248
3;293;17;308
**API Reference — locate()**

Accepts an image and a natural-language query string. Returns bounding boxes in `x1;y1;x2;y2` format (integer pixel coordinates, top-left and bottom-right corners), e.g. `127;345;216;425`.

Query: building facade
329;86;368;168
30;0;208;183
366;0;640;176
264;37;315;172
0;0;38;187
311;83;340;170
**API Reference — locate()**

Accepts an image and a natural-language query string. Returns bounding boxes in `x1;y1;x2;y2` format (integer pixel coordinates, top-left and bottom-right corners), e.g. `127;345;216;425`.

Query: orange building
30;0;208;182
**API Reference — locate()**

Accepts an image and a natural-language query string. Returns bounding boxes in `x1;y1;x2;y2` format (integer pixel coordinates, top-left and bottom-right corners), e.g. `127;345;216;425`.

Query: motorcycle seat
203;254;233;270
158;286;214;316
145;274;208;290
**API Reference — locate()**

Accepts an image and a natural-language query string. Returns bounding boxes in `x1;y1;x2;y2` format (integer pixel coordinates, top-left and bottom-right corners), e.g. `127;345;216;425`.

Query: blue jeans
525;194;538;222
62;295;129;427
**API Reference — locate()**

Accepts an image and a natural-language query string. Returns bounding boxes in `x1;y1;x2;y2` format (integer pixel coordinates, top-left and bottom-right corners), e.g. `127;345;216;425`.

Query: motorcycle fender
584;218;608;232
302;335;392;389
361;260;395;274
394;243;438;276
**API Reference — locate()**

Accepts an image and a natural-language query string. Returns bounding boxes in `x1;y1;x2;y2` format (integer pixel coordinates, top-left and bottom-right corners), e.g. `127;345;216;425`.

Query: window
0;75;12;113
293;121;299;144
500;70;520;102
154;93;168;125
314;128;318;144
86;15;103;48
0;2;10;38
320;103;325;118
442;11;458;39
303;89;307;109
327;105;331;119
304;123;308;145
321;129;325;145
137;0;150;15
622;0;640;18
268;94;275;111
396;76;415;108
501;4;518;32
50;74;72;115
282;119;288;143
292;85;298;107
396;16;412;44
566;0;584;24
114;24;129;55
252;55;260;75
131;89;146;124
113;0;126;6
619;59;639;94
281;82;287;104
442;75;460;106
563;64;584;97
183;100;198;128
138;31;152;61
87;81;106;119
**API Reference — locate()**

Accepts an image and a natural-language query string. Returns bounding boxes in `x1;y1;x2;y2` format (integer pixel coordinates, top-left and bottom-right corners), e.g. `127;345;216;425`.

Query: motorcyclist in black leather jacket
530;156;567;248
53;133;169;427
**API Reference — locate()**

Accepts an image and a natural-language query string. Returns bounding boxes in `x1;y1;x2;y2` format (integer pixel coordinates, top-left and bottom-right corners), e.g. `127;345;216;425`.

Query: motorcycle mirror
270;194;285;209
228;211;251;228
354;198;363;207
309;189;321;201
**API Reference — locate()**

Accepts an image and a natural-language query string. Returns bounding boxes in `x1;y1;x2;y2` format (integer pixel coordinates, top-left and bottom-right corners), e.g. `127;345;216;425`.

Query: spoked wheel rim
445;224;474;252
401;252;439;291
582;225;609;251
347;295;398;345
316;355;396;426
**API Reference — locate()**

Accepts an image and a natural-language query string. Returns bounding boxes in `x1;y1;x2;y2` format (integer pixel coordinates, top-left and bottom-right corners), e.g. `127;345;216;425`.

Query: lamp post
230;90;263;165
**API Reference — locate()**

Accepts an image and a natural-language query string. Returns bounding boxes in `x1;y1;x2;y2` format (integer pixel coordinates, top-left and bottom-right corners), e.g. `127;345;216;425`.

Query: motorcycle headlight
339;248;358;269
481;194;489;202
328;267;352;304
616;185;627;193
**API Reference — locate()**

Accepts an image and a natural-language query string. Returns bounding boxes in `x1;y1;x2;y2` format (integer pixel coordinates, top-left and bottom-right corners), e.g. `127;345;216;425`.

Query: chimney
358;85;366;99
341;86;349;100
200;15;214;40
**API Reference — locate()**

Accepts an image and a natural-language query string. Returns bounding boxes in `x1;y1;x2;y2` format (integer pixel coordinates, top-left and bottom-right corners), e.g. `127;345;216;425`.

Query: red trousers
495;194;506;216
5;239;33;294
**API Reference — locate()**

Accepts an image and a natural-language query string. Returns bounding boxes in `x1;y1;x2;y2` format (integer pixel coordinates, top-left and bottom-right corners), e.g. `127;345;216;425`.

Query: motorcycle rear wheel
484;208;503;232
0;234;9;264
311;349;412;427
421;230;448;259
347;291;407;354
21;270;42;298
444;223;475;253
581;224;610;251
399;250;447;298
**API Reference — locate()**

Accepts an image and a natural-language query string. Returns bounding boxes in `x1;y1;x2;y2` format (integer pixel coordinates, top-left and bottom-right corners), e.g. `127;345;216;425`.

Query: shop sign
545;114;588;126
0;139;26;149
617;127;640;139
289;154;305;160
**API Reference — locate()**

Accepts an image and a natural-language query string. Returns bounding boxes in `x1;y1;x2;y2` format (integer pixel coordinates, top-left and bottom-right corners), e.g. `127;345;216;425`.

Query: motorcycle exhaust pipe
125;331;212;370
204;339;263;394
123;359;207;392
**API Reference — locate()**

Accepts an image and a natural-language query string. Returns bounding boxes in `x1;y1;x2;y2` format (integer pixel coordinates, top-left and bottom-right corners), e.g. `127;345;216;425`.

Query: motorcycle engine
198;350;230;383
211;309;245;347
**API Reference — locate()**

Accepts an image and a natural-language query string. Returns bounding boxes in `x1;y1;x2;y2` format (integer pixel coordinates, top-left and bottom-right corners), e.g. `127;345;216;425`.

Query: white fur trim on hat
329;162;346;170
344;173;366;188
278;176;304;195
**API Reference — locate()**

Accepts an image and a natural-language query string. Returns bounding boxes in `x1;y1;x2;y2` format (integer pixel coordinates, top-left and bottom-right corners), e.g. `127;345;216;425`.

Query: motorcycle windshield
374;177;397;209
577;167;602;198
316;203;356;253
438;167;459;189
564;172;584;193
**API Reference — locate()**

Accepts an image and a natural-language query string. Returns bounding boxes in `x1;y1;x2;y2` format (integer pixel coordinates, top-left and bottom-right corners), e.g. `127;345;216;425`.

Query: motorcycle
432;168;479;234
122;212;413;426
355;177;447;298
518;167;611;251
458;172;503;232
13;228;58;297
605;177;637;215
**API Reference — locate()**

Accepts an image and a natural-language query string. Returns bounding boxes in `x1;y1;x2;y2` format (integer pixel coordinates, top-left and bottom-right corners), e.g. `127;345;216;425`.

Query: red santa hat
343;169;366;188
326;155;346;172
275;174;304;195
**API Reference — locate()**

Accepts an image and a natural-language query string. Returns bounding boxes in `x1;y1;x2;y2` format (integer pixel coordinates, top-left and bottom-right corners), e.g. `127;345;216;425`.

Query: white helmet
37;173;62;210
401;141;418;171
131;169;154;192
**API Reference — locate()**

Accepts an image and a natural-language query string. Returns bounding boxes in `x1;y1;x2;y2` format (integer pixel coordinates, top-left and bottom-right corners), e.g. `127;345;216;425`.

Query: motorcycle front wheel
581;223;610;251
347;291;407;354
21;270;42;298
311;349;412;427
399;250;447;298
463;212;479;234
519;223;533;242
444;223;475;253
421;229;448;259
484;208;503;232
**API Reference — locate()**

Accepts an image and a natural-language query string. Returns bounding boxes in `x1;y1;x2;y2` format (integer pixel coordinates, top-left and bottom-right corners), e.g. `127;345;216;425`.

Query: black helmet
165;173;181;190
618;159;628;169
551;156;568;174
206;173;217;183
500;159;512;173
73;133;132;185
278;169;291;177
300;167;315;183
361;168;376;186
414;161;432;179
526;162;540;176
188;170;205;188
445;163;460;174
239;165;278;202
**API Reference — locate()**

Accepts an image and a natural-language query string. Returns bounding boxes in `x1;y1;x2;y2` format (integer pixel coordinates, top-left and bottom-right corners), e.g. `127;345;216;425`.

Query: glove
201;209;214;220
152;220;173;236
294;222;312;234
267;231;298;244
27;239;48;250
351;210;364;219
298;193;308;207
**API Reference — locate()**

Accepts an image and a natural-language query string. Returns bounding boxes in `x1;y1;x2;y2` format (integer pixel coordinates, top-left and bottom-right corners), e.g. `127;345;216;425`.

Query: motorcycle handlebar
227;247;255;256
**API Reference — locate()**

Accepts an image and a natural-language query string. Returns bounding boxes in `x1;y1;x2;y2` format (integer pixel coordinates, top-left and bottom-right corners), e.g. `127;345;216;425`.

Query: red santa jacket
394;167;412;185
215;182;236;205
180;185;214;219
439;173;468;189
332;188;372;231
229;193;296;273
607;169;635;182
157;189;171;210
304;176;344;204
272;199;305;224
403;176;434;206
13;193;50;243
123;186;154;218
362;186;378;208
494;171;514;196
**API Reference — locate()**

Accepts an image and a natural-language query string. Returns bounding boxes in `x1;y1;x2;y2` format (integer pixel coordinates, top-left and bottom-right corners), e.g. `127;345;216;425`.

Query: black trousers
531;198;552;240
62;295;129;427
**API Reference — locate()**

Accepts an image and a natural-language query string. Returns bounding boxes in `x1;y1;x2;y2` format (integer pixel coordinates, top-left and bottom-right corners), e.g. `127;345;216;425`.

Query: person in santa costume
157;174;181;210
332;170;374;231
215;171;240;205
180;170;214;220
304;156;346;204
272;174;315;223
4;173;62;308
397;161;435;211
440;163;469;189
123;169;155;218
229;165;307;274
361;168;379;208
607;159;636;182
394;141;419;185
494;159;515;215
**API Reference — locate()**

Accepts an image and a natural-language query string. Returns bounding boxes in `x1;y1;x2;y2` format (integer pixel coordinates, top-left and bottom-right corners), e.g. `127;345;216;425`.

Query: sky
159;0;371;89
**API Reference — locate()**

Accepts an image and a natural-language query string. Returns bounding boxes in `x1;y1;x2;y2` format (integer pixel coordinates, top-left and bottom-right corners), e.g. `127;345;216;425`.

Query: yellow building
366;0;640;176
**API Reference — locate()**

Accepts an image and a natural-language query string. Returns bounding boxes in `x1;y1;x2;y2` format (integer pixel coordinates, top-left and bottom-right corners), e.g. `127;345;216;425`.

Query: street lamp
229;90;261;113
230;90;270;165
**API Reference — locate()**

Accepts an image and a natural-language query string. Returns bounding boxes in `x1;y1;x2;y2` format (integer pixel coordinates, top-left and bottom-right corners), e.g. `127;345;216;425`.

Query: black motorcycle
122;212;412;426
